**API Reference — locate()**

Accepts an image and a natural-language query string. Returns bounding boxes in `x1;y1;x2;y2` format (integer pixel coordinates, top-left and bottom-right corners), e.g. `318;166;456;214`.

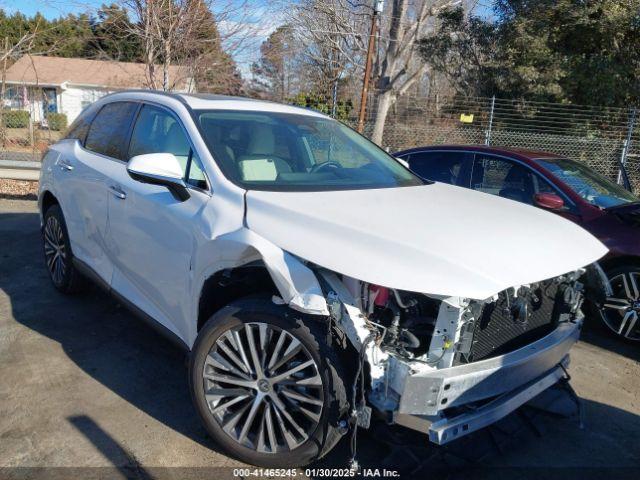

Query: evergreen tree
420;0;640;107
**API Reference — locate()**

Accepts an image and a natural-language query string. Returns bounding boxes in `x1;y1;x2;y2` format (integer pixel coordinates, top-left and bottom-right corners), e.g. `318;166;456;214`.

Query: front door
42;87;58;117
105;103;210;341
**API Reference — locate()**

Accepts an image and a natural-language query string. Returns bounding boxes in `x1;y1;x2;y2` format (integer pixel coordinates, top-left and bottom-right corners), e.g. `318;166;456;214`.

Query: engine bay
346;271;586;371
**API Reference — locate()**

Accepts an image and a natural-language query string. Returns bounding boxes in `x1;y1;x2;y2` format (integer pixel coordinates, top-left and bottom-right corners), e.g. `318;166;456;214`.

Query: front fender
197;227;329;317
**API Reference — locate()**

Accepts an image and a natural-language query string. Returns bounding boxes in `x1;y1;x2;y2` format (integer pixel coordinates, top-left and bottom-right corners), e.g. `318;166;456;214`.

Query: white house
3;55;195;124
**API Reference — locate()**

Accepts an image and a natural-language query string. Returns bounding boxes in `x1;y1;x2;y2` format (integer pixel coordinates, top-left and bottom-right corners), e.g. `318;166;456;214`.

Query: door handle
58;159;74;171
109;185;127;200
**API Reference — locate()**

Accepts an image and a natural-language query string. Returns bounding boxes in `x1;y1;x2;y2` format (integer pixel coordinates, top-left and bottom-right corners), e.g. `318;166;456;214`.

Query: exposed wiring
349;333;376;471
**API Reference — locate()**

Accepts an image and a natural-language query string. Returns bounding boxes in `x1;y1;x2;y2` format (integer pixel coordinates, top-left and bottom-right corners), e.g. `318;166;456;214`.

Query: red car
394;145;640;341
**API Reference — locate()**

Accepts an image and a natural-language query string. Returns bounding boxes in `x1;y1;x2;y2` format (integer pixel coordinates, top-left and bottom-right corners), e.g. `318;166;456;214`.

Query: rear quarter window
63;102;101;143
84;102;138;160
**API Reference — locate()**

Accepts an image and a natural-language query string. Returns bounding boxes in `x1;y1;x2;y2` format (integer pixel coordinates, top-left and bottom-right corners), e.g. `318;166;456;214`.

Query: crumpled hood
245;183;608;299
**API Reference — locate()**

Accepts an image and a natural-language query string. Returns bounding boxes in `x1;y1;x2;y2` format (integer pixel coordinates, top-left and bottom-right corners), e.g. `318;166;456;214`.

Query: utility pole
357;0;384;133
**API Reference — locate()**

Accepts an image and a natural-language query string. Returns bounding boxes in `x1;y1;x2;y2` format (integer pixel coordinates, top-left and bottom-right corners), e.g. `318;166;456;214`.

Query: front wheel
189;297;350;467
599;265;640;341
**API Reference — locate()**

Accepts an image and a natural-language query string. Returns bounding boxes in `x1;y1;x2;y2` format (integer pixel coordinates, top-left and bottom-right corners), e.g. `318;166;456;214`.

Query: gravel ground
1;198;639;480
0;179;38;200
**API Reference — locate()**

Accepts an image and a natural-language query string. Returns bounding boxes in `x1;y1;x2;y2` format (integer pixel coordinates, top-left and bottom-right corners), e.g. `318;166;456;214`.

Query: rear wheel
190;297;349;467
42;204;86;294
600;265;640;341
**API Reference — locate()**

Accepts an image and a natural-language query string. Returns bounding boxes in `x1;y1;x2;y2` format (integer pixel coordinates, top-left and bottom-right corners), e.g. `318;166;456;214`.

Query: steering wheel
310;161;342;173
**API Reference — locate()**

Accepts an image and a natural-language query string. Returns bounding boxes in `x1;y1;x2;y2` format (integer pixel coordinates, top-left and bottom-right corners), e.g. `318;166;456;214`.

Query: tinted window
129;104;207;189
472;155;540;205
64;102;101;142
408;151;471;186
85;102;138;160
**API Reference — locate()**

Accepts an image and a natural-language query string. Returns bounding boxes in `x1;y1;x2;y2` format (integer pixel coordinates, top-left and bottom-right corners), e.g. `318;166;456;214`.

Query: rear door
404;151;473;187
53;101;138;283
105;103;210;340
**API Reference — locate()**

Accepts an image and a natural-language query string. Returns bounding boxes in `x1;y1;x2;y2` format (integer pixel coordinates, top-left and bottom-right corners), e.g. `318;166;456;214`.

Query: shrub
46;112;67;131
2;110;30;128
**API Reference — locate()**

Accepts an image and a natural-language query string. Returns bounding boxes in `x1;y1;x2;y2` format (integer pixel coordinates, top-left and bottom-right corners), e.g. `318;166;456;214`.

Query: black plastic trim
127;170;191;201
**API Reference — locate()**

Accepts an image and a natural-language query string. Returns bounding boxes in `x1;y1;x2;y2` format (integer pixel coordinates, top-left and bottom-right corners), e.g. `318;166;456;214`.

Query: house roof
4;55;192;91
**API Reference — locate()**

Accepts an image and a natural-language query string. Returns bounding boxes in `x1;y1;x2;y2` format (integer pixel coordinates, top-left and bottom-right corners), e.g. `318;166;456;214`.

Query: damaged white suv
39;91;608;467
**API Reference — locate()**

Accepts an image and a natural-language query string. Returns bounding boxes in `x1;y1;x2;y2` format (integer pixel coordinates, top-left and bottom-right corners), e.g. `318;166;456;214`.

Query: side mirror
127;153;190;201
534;192;564;210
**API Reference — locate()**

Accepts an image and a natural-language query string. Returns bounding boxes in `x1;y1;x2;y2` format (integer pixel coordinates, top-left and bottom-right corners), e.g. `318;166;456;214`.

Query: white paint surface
246;183;608;300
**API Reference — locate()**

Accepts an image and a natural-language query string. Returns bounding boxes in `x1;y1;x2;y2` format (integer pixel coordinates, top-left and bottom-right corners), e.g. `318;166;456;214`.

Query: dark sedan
394;145;640;341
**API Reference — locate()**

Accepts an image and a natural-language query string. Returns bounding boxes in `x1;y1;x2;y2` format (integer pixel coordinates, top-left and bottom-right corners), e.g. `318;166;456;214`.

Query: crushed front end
318;268;589;444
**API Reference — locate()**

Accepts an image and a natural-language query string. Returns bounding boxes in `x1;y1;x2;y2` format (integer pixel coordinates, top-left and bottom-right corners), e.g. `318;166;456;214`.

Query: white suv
39;91;607;467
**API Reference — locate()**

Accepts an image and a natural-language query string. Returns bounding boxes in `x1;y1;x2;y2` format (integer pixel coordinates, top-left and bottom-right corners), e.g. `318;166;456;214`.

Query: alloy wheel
601;271;640;341
44;215;67;285
202;322;324;453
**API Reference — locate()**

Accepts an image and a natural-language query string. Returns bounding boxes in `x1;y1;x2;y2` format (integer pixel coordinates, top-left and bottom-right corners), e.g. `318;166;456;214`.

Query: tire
42;204;86;294
599;265;640;341
189;296;350;467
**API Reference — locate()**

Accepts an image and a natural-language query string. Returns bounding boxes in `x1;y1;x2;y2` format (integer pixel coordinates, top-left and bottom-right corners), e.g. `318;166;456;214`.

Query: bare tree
119;0;198;89
118;0;253;91
370;0;460;144
1;21;62;148
286;0;369;97
283;0;460;142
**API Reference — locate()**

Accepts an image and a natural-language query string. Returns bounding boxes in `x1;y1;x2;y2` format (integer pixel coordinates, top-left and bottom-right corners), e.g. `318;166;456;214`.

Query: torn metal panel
202;227;329;316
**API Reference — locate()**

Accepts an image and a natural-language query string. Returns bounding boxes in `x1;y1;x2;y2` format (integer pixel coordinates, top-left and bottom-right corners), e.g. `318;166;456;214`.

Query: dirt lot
1;198;639;479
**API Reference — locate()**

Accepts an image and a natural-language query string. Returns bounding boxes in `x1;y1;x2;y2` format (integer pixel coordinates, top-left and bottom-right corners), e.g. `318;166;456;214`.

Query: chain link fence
2;87;639;195
354;94;640;193
1;85;68;163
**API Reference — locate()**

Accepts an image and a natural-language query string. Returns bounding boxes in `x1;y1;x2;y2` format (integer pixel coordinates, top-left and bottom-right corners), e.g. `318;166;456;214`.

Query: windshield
196;110;423;191
535;157;638;208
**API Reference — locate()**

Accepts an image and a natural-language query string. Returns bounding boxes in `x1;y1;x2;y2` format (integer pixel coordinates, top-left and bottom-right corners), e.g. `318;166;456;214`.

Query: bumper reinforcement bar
394;363;567;445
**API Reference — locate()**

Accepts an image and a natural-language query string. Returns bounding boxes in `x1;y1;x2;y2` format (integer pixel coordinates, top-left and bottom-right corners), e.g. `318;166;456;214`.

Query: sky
6;0;104;18
4;0;281;78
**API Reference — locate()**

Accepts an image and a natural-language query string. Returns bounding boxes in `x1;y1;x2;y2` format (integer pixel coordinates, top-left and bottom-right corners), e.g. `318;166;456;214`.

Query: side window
64;102;100;142
472;155;537;205
128;104;207;190
186;153;208;189
408;151;471;186
84;102;138;160
533;175;557;195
